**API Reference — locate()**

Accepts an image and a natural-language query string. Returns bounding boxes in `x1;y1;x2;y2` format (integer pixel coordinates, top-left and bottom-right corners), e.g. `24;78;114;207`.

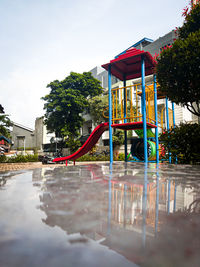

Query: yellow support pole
120;88;123;122
115;90;117;121
112;92;114;122
130;85;133;122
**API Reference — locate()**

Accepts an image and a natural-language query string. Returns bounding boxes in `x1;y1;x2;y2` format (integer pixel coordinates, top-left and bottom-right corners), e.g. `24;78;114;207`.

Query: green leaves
112;130;124;147
179;4;200;39
42;72;103;150
160;123;200;164
0;112;12;138
88;93;108;124
156;4;200;117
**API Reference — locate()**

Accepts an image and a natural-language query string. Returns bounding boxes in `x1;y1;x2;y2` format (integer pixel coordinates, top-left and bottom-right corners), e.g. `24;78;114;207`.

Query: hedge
0;154;39;163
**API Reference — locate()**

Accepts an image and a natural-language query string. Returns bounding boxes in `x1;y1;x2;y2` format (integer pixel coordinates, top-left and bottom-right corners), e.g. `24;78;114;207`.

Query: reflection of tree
0;176;7;187
0;172;19;188
142;210;200;267
36;166;107;237
188;198;200;213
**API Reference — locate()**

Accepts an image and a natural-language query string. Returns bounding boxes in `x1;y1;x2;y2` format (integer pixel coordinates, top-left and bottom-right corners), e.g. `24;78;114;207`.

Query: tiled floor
0;162;64;172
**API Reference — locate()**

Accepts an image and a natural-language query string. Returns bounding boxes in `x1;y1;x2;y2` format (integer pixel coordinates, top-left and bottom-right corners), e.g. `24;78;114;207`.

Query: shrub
160;123;200;164
76;154;110;162
0;155;7;163
17;147;35;151
0;154;39;163
116;153;125;161
76;152;125;162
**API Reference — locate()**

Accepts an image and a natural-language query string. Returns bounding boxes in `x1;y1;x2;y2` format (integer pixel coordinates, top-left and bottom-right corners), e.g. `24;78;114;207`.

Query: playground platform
0;162;200;267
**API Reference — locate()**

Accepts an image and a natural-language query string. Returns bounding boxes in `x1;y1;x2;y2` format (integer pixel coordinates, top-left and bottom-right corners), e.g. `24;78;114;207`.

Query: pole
154;75;159;163
107;163;112;235
167;179;171;214
165;97;170;130
108;65;113;163
123;76;127;162
141;55;148;163
172;102;175;128
155;164;159;237
24;137;26;155
173;181;177;212
165;97;171;163
142;163;148;247
123;184;127;228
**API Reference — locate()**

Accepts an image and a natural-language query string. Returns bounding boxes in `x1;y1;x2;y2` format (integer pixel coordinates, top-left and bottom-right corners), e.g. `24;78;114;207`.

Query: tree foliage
179;3;200;39
0;105;12;138
156;4;200;117
160;123;200;164
88;93;108;124
112;130;124;147
42;72;103;142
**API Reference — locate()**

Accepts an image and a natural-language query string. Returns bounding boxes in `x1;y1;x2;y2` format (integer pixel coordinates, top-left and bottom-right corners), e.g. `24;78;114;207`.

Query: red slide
53;122;109;163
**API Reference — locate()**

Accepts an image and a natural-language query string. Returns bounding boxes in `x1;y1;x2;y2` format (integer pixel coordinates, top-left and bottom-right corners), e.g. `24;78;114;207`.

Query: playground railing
103;82;173;131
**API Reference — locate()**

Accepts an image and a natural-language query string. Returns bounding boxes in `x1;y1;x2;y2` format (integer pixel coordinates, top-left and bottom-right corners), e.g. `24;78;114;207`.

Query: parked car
40;150;64;164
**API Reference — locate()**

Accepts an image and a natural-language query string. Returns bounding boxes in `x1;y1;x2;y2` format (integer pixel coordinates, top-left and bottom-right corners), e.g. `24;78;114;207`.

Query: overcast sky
1;0;188;128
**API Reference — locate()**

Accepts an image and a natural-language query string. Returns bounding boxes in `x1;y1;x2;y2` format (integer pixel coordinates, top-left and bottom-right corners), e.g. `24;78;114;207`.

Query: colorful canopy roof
102;47;156;81
0;136;11;143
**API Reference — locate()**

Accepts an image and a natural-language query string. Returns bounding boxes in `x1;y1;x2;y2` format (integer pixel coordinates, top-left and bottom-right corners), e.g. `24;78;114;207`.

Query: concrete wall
11;118;56;151
11;124;35;149
34;117;55;150
143;30;177;57
89;66;119;89
35;117;44;150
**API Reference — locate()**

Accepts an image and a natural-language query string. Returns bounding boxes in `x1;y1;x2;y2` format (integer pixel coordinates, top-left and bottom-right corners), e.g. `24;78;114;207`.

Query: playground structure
53;47;175;164
102;47;175;164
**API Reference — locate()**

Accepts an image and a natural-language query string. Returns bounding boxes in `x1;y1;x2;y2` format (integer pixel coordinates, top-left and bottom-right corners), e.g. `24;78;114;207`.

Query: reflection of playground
33;164;200;265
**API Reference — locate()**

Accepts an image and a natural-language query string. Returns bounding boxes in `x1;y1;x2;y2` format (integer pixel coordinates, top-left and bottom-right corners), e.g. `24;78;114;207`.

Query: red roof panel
102;47;156;81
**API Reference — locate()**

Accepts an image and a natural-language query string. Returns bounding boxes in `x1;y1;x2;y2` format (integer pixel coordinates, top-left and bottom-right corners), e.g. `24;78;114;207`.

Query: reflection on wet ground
0;162;200;267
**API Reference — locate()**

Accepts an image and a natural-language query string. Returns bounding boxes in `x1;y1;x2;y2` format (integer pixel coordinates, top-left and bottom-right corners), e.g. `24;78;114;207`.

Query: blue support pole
165;97;171;163
172;102;176;128
107;165;112;235
172;102;178;164
123;184;127;228
123;76;128;162
173;181;177;212
154;75;159;164
167;179;171;214
165;97;170;130
142;163;148;247
155;164;159;237
108;65;113;163
141;55;148;163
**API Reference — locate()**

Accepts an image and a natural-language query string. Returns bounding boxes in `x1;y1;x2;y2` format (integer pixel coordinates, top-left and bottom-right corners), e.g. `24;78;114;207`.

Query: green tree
0;105;12;138
156;4;200;117
179;3;200;39
42;72;103;146
88;93;108;124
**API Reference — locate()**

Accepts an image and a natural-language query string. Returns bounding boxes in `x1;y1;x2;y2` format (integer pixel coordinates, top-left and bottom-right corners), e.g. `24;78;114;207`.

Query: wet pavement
0;162;200;267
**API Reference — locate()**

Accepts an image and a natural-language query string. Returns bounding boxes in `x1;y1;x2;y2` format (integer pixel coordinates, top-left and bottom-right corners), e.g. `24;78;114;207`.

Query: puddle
0;162;200;267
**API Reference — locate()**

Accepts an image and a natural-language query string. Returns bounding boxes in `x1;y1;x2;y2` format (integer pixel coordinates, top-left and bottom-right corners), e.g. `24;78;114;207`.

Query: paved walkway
0;161;109;172
0;162;64;172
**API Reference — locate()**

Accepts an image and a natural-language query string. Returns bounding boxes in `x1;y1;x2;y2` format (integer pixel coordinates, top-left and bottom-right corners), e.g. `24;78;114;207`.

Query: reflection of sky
0;169;138;267
0;163;200;266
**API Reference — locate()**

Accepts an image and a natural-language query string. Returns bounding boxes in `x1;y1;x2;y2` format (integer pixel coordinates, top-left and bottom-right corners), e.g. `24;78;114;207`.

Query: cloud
0;0;186;128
